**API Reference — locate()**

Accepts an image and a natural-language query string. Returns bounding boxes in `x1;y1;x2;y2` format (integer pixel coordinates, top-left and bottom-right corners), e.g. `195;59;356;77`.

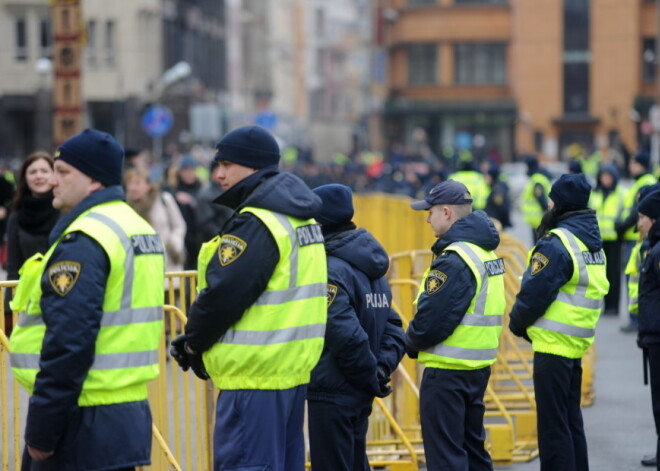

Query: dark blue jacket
639;220;660;343
509;209;603;337
185;168;324;352
24;186;152;470
308;228;405;407
406;210;500;355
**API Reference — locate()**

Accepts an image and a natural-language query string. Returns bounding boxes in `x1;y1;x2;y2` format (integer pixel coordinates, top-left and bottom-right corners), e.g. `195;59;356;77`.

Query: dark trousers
419;366;493;471
647;345;660;470
308;400;372;471
21;448;134;471
214;386;306;471
602;240;621;313
534;352;588;471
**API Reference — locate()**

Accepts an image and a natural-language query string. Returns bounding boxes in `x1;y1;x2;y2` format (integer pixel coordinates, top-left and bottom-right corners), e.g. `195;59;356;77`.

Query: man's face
427;205;451;238
212;160;258;191
51;160;98;213
637;213;656;239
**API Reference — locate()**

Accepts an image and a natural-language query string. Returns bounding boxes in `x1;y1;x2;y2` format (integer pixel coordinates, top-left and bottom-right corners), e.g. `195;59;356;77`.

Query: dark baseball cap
411;180;473;210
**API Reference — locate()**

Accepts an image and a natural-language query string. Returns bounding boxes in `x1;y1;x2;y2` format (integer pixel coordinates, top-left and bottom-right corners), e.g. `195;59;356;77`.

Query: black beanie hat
55;128;124;187
313;184;355;226
639;188;660;220
549;173;591;211
634;151;651;169
214;126;280;169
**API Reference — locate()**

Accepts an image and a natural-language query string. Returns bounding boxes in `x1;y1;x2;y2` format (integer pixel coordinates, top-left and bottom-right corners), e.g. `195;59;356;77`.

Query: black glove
614;221;626;239
169;334;210;380
638;335;648;350
375;366;392;398
509;321;532;343
170;334;191;371
188;351;210;380
405;344;418;359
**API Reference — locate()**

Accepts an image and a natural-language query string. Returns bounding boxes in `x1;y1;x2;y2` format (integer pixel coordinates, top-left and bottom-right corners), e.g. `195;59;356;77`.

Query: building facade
377;0;658;162
0;0;227;160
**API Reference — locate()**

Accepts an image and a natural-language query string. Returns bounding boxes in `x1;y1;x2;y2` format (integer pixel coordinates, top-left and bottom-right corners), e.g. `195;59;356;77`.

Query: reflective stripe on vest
200;207;327;390
528;227;608;358
419;241;504;370
9;202;164;405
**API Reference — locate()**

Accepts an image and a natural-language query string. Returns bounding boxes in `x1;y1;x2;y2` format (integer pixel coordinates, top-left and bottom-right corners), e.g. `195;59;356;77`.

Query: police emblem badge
327;284;338;307
425;270;448;295
48;261;81;296
218;235;247;266
530;252;549;275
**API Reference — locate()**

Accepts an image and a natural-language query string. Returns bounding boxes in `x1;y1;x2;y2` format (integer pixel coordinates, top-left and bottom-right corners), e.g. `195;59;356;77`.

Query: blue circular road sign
142;105;174;137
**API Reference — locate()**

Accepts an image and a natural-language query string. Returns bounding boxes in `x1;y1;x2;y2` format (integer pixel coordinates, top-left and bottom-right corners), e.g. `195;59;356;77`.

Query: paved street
498;314;656;470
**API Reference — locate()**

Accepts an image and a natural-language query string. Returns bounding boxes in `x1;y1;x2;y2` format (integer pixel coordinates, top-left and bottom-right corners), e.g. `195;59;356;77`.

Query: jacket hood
556;209;603;251
216;170;322;219
434;210;500;252
596;164;620;190
325;228;389;279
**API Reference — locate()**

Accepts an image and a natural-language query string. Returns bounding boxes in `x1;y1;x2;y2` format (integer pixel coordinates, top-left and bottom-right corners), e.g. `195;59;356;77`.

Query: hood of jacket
556;209;603;251
433;210;500;253
324;228;389;279
215;168;322;220
596;163;620;191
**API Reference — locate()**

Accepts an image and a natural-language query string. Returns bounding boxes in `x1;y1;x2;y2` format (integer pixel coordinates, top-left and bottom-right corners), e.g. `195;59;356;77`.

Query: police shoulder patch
530;252;549;275
327;284;338;308
425;270;448;295
48;261;81;296
218;235;247;266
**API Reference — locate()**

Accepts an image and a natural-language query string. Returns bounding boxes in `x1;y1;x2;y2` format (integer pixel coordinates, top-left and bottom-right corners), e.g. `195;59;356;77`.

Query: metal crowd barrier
0;192;598;470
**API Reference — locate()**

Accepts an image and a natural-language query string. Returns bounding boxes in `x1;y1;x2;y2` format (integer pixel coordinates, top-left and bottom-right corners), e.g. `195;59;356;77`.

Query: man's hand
509;321;532;343
186;344;210;380
170;334;191;372
27;445;54;461
375;366;393;398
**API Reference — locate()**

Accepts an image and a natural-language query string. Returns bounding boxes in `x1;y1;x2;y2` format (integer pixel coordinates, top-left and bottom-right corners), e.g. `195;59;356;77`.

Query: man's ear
89;179;104;193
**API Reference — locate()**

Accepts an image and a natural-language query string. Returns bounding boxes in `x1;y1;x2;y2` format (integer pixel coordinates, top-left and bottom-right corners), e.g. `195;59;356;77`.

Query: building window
408;0;436;6
454;42;507;85
86;20;97;66
40;20;52;59
15;18;27;61
455;0;507;4
105;21;116;67
643;38;656;85
563;0;590;114
408;44;437;85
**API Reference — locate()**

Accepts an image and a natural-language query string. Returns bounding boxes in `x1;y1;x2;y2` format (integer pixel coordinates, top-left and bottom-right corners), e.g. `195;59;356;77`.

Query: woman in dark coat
4;152;59;335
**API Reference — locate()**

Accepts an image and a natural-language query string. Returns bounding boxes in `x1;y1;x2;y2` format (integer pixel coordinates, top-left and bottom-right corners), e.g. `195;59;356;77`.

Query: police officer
636;188;660;468
589;164;625;315
169;126;327;471
9;129;165;470
521;155;552;243
509;174;609;471
406;180;505;471
617;151;657;332
307;184;405;471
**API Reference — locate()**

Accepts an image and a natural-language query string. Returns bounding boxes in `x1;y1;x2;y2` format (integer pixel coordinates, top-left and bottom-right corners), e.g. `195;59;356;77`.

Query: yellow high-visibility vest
417;242;505;370
522;173;552;229
527;228;609;358
197;206;327;390
10;201;165;406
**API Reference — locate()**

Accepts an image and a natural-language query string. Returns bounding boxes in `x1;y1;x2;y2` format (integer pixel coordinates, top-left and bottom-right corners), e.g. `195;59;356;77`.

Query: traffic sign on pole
142;105;174;137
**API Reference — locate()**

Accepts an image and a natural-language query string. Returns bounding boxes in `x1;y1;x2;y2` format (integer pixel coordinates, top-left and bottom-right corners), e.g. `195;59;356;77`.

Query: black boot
641;455;657;467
